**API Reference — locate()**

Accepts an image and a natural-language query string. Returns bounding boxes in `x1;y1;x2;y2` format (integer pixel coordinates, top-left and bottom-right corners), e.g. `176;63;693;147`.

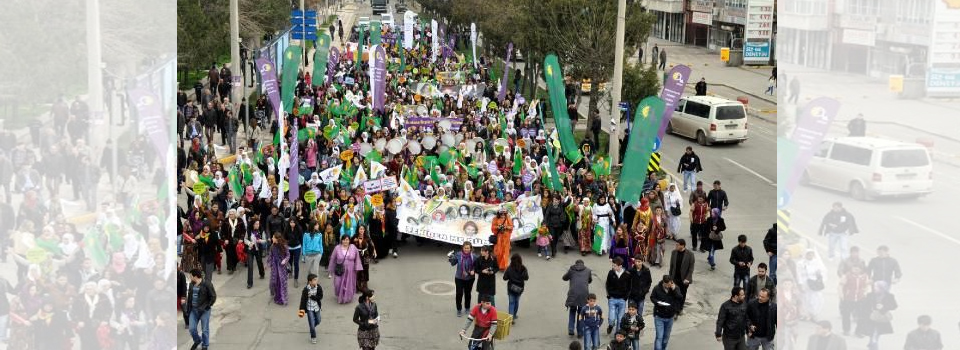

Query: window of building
896;0;932;25
847;0;879;16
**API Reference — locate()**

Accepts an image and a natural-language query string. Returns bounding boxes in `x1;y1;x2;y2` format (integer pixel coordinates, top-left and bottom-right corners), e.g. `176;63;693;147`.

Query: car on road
667;95;748;145
802;137;933;200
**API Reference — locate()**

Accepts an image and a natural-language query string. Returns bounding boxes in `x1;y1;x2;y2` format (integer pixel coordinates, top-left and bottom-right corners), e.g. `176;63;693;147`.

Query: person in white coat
663;184;683;240
797;249;827;321
592;196;615;256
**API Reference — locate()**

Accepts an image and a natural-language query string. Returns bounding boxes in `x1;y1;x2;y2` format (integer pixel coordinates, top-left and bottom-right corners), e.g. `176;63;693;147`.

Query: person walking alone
297;273;324;344
186;269;217;350
658;49;667;71
668;239;695;309
847;113;866;137
695;78;708;96
818;202;858;261
605;257;631;335
449;242;478;317
651;275;684;350
716;287;748;350
564;259;593;337
745;288;776;350
729;235;754;289
502;253;529;322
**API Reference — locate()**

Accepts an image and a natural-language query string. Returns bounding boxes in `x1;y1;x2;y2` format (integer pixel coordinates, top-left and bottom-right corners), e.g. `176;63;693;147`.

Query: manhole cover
419;280;456;296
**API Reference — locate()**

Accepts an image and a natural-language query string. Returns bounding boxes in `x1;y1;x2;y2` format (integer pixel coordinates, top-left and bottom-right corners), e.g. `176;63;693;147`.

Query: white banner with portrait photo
394;188;543;246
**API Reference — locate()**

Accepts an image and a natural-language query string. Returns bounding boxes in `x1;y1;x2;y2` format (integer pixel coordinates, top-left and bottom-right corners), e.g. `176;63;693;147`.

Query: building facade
647;0;687;43
778;0;831;69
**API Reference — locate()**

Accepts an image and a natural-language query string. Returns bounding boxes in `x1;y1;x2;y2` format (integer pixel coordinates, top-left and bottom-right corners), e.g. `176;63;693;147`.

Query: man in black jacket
605;257;632;335
186;269;217;350
707;180;729;214
746;263;775;302
763;224;776;283
695;78;708;96
651;275;684;350
818;202;858;261
544;196;568;255
677;146;703;192
627;256;652;316
729;235;754;289
745;288;776;350
716;287;748;350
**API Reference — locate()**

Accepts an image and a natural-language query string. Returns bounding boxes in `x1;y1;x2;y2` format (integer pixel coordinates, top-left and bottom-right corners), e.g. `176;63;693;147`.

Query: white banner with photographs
395;184;543;246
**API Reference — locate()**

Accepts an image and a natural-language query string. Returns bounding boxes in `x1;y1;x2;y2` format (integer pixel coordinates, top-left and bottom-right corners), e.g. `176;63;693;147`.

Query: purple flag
327;46;340;84
126;87;169;162
373;45;387;112
498;43;514;103
656;65;692;141
256;56;282;124
288;124;300;202
785;98;841;193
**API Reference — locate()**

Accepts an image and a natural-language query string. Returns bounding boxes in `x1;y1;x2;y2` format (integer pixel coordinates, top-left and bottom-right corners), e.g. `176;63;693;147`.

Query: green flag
228;166;243;196
512;147;523;176
281;46;304;114
241;163;253;185
197;174;216;189
370;21;382;45
399;48;406;74
592;157;611;176
616;96;666;202
313;33;332;87
84;226;109;268
367;149;383;163
297;126;317;142
543;54;582;164
537;102;563;191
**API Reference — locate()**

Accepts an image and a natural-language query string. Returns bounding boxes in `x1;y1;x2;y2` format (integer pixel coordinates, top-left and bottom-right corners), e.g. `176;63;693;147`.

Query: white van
803;137;933;200
667;96;748;145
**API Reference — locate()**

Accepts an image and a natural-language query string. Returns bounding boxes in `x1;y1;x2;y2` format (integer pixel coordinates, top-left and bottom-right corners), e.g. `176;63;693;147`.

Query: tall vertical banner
537;102;563;190
543;54;583;164
127;87;169;162
656;65;692;141
784;97;841;196
370;21;382;46
327;46;340;83
616;96;665;203
357;26;366;72
431;19;439;63
280;46;303;114
313;33;332;87
372;45;387;112
471;23;478;69
497;42;513;103
403;12;415;49
288;124;300;202
256;56;283;124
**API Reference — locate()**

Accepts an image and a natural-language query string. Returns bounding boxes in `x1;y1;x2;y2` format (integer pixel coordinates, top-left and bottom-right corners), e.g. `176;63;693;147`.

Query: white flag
318;165;343;184
353;166;368;189
370;161;387;179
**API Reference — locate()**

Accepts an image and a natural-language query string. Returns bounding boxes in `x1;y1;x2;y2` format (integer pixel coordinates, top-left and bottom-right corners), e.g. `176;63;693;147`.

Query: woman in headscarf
705;208;726;270
328;234;364;304
631;197;652;258
797;249;827;322
663;184;683;240
268;233;290;305
646;206;667;267
855;280;897;350
591;195;615;256
576;198;594;256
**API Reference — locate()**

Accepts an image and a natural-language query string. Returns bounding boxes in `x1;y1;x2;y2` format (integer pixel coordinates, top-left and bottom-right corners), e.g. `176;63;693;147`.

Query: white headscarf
59;233;79;256
213;171;226;188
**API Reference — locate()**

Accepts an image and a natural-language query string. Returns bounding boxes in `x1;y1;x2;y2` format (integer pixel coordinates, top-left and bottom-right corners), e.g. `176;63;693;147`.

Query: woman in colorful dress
352;226;377;293
353;289;380;350
631;198;652;258
609;224;633;264
268;233;290;305
328;234;364;304
646;206;667;267
591;195;615;256
576;198;594;256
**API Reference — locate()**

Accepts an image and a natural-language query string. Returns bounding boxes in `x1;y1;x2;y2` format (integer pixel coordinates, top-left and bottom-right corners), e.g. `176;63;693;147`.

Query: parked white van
803;137;933;200
667;96;748;145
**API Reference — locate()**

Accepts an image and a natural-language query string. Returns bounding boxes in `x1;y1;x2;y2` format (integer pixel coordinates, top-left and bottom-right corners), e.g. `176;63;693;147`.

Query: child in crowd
579;293;604;350
536;225;553;260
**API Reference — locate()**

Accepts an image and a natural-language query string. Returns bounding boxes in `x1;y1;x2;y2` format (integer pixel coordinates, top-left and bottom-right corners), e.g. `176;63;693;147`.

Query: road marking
723;157;775;186
897;216;960;247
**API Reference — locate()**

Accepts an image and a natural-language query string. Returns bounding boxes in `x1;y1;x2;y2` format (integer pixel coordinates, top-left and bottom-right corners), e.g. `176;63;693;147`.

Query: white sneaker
538;253;542;258
311;338;317;344
546;256;551;260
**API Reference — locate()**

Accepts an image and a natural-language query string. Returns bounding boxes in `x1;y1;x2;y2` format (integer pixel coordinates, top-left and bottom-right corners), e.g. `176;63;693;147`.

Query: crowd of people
172;13;785;350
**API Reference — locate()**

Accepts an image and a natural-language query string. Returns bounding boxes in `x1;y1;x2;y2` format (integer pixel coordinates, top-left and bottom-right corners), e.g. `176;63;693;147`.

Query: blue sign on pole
618;101;629;111
652;137;661;152
291;10;318;41
777;189;790;209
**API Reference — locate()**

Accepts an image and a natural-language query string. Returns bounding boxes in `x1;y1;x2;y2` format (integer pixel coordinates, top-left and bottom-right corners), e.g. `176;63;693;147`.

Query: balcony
778;12;830;31
646;0;684;14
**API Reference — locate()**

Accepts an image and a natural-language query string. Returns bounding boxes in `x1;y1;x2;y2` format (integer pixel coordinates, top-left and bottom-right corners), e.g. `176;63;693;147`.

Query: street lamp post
608;0;627;167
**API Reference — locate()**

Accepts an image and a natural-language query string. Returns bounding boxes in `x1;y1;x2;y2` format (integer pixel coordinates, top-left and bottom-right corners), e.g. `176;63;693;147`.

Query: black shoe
607;325;613;334
568;330;575;336
260;275;265;279
247;285;252;289
190;343;199;350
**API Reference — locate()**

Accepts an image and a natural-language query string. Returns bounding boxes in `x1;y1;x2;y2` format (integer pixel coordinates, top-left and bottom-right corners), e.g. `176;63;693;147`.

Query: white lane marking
897;216;960;247
723;157;775;186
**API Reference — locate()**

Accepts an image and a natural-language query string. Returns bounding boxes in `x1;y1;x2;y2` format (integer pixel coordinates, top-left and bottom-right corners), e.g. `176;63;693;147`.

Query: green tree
622;63;661;107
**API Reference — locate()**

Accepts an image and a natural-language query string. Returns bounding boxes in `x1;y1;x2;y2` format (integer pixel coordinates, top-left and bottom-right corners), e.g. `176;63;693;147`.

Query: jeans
289;246;302;281
188;308;212;347
608;298;626;330
708;246;717;267
538;245;552;258
769;254;777;284
568;306;582;335
631;299;646;318
722;336;748;350
630;337;640;350
203;262;215;283
653;316;674;350
507;292;521;318
177;235;183;255
747;336;774;350
681;171;696;192
733;271;749;288
455;278;475;311
0;314;7;342
306;309;321;338
827;233;849;260
583;327;601;350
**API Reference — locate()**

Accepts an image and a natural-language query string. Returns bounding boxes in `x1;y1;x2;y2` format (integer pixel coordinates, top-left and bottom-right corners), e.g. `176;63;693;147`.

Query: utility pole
87;0;104;142
608;0;626;166
230;0;242;108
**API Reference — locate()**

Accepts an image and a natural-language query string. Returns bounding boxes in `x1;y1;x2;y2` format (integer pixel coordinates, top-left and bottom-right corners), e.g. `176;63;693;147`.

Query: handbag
870;309;893;322
807;272;825;291
670;205;681;216
708;230;723;241
236;242;247;263
508;283;524;295
334;251;346;277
